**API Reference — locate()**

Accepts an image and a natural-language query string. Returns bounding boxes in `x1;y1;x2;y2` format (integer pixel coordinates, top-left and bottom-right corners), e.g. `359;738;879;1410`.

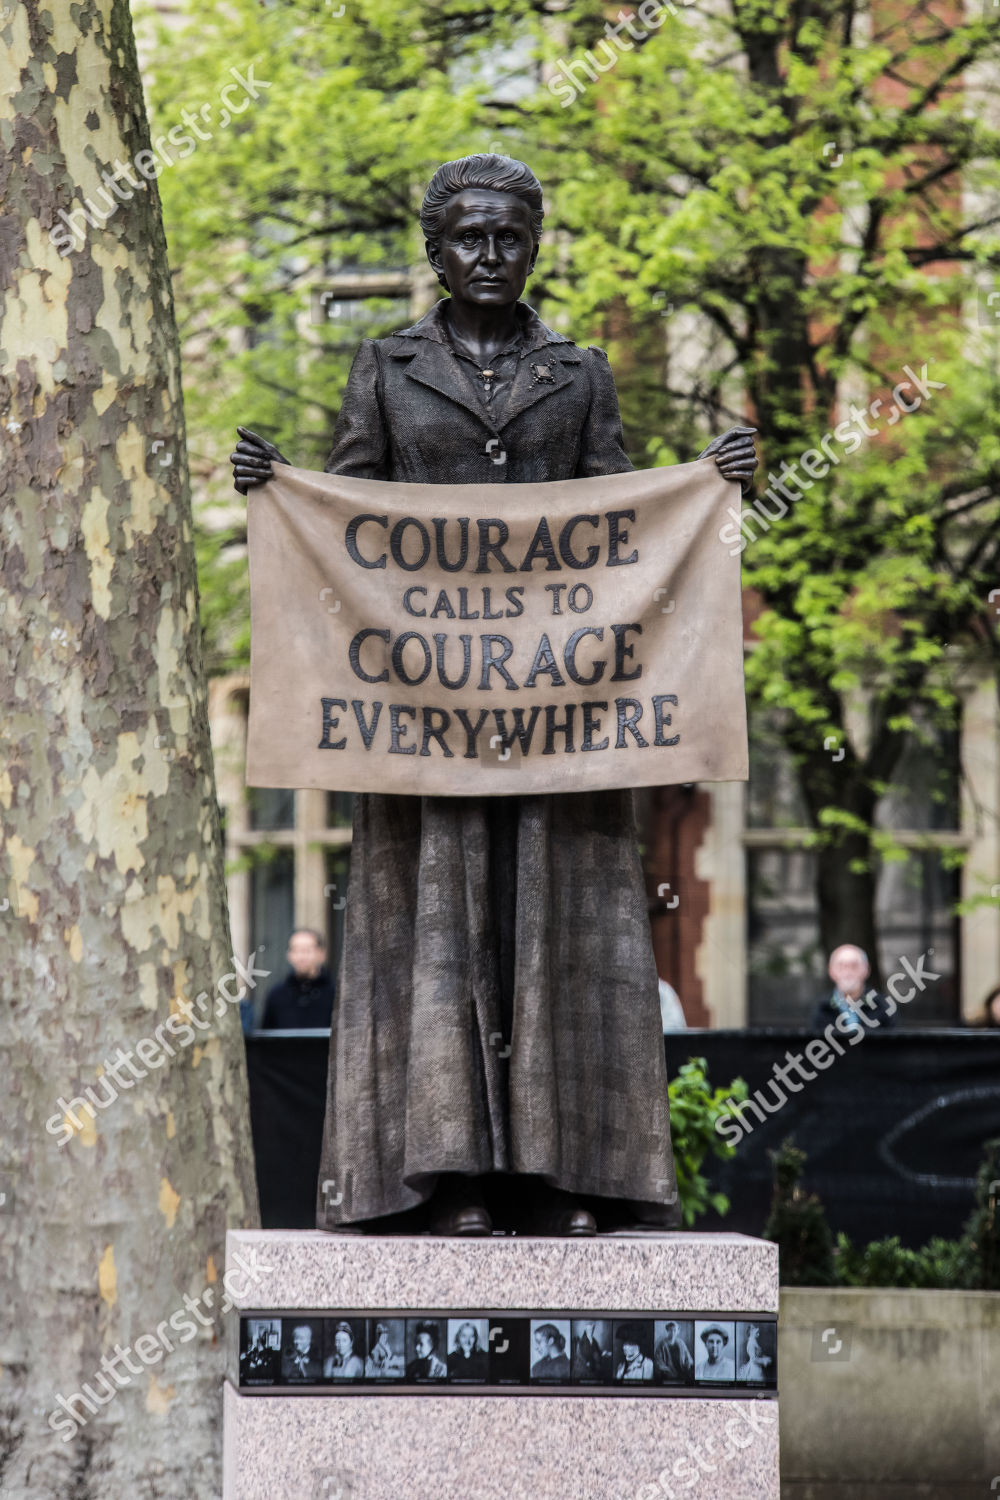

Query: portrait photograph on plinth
405;1319;448;1383
571;1319;613;1385
529;1321;572;1383
446;1319;491;1382
365;1318;406;1380
323;1319;366;1382
613;1322;656;1383
693;1321;737;1385
652;1320;696;1387
736;1321;777;1386
239;1319;281;1387
279;1320;325;1385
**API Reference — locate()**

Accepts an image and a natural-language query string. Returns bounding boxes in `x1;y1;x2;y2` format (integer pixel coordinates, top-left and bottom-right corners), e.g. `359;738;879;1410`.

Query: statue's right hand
231;426;291;495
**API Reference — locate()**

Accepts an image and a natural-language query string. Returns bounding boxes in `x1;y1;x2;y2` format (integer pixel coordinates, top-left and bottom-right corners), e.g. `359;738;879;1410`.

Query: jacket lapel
385;302;582;434
394;340;500;433
499;347;580;431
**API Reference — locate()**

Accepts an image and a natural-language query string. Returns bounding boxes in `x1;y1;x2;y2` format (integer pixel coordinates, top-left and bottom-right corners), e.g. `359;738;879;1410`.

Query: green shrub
669;1058;747;1227
762;1138;837;1286
955;1138;1000;1291
763;1135;1000;1289
833;1232;975;1290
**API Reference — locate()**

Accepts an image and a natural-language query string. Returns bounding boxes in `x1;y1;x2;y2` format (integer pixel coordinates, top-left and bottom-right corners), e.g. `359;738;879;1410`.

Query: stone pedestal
223;1229;779;1500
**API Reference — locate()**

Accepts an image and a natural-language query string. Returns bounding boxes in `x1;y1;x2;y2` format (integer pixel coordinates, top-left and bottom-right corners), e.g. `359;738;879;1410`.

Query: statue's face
430;189;537;305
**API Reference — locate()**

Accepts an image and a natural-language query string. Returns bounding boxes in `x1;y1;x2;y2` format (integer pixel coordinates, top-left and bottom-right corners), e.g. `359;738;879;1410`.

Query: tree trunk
735;14;897;974
814;832;881;982
0;4;259;1495
793;743;883;983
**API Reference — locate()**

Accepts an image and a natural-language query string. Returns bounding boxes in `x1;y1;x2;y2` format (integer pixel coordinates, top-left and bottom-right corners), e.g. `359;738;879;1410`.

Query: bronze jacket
323;300;633;485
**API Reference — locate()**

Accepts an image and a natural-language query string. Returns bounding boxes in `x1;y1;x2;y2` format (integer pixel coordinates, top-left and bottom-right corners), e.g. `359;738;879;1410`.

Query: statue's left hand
697;425;758;494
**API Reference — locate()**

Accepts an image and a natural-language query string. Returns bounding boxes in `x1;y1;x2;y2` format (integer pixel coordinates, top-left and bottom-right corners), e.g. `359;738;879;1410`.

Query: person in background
239;991;255;1037
811;944;896;1033
261;928;336;1030
658;977;687;1033
975;984;1000;1028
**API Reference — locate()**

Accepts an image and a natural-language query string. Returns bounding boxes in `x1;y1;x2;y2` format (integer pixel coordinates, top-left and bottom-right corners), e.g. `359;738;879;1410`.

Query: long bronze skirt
316;789;679;1227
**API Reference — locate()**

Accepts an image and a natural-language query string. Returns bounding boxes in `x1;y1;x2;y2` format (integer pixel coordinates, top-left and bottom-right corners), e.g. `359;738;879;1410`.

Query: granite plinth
224;1230;779;1500
224;1383;779;1500
226;1229;778;1315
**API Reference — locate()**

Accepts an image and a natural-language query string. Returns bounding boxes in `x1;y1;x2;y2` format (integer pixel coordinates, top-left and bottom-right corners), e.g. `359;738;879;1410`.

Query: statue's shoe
428;1177;493;1236
430;1202;494;1236
554;1204;598;1237
529;1189;597;1237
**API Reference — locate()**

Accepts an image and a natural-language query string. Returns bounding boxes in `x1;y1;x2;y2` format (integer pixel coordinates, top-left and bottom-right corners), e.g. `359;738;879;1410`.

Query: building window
213;678;355;1027
249;787;295;831
249;846;295;996
745;705;964;1026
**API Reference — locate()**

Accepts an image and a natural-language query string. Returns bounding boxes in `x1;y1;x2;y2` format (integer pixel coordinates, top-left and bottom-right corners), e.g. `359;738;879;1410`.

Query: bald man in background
811;944;897;1032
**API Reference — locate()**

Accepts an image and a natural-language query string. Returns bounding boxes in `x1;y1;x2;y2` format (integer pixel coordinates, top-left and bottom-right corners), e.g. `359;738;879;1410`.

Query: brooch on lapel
529;361;556;386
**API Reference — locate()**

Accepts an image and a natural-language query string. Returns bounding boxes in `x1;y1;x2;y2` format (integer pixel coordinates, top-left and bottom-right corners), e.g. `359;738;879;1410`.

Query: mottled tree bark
0;3;259;1496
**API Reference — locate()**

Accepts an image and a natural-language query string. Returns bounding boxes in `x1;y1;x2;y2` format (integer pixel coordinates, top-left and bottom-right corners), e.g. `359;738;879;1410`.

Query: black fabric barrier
686;1029;1000;1247
245;1030;1000;1246
246;1031;330;1229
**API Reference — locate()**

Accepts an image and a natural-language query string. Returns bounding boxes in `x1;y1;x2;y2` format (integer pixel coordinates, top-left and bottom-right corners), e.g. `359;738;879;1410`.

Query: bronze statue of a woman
232;155;756;1237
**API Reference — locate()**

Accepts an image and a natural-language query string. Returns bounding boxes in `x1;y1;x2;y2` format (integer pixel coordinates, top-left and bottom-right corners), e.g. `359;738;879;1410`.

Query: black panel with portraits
238;1311;777;1396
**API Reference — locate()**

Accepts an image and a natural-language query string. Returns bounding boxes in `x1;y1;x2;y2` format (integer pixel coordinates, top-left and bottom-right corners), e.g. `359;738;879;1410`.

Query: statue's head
420;154;544;303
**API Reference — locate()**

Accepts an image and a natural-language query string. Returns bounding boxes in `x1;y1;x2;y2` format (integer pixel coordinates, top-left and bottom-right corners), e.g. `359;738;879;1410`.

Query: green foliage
135;0;514;672
224;841;286;879
525;0;1000;953
139;0;1000;946
668;1058;747;1226
832;1232;975;1291
765;1136;1000;1289
955;1136;1000;1291
762;1138;837;1286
